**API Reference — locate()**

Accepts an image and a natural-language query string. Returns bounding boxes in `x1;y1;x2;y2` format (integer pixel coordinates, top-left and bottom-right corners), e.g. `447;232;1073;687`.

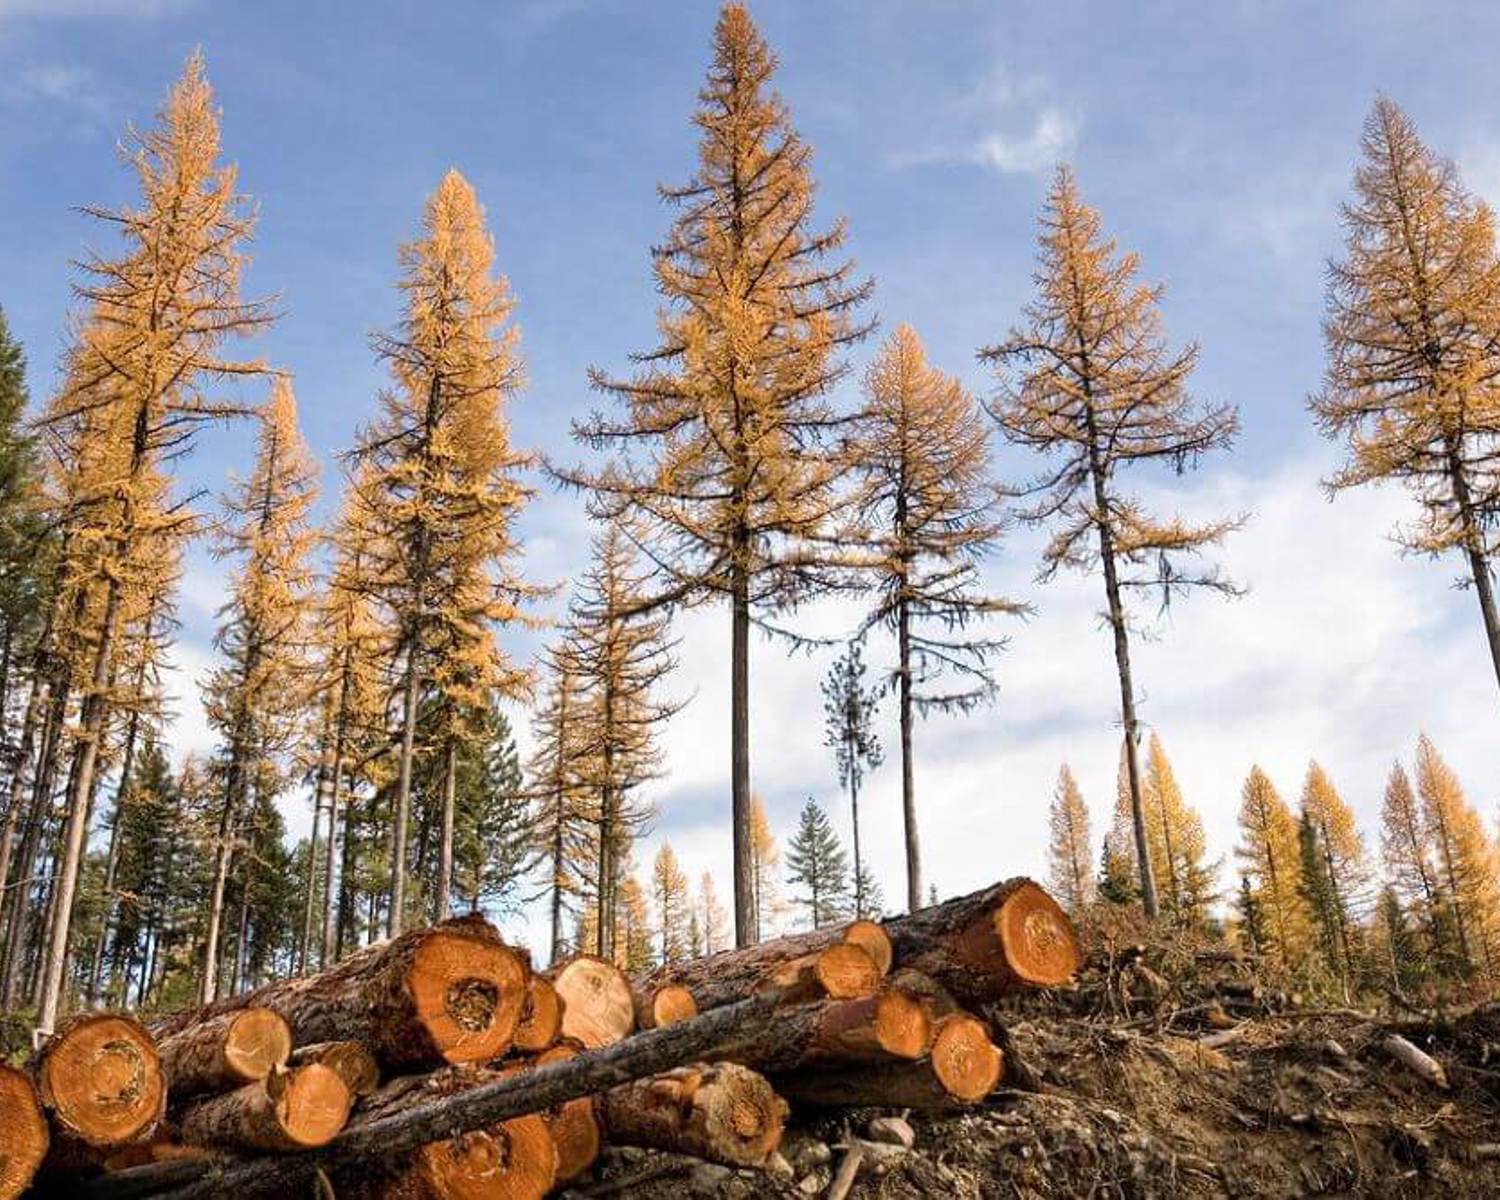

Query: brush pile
1;876;1080;1199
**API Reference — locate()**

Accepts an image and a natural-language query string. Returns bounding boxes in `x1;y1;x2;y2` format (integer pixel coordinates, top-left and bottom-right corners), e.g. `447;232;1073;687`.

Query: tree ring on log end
652;984;698;1028
224;1009;292;1083
873;989;931;1059
0;1064;48;1198
993;880;1082;987
548;1096;601;1182
702;1063;787;1166
843;919;893;975
816;942;881;998
39;1015;164;1148
409;934;527;1063
930;1014;1003;1103
552;957;635;1049
514;977;563;1052
273;1063;353;1148
419;1113;557;1200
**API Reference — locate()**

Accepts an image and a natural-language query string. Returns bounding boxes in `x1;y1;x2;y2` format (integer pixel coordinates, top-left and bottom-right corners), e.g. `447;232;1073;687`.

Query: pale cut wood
155;1008;291;1101
634;982;698;1030
601;1063;787;1167
0;1063;48;1199
152;915;529;1070
36;1012;165;1154
1384;1034;1449;1089
287;1041;380;1098
550;955;635;1048
177;1064;352;1152
883;877;1082;1003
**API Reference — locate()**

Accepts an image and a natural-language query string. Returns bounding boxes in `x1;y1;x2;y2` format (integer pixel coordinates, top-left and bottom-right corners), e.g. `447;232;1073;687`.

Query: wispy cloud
891;69;1080;178
4;63;111;122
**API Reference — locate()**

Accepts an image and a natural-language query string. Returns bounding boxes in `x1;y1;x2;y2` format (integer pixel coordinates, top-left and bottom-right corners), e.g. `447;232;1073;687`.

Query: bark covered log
601;1062;787;1168
549;955;635;1048
0;1063;48;1199
883;877;1080;1003
635;919;891;1016
154;1008;291;1101
35;1013;165;1160
720;988;930;1075
287;1041;380;1098
177;1063;352;1152
152;915;529;1070
775;1012;1004;1109
341;1065;558;1200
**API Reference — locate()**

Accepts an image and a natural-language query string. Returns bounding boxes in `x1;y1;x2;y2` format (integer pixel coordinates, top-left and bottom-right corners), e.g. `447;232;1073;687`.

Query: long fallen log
36;1013;166;1168
775;1013;1004;1109
722;987;931;1075
151;915;529;1070
600;1063;787;1168
177;1064;352;1152
634;919;892;1015
154;1009;291;1101
883;877;1081;1004
80;994;783;1200
0;1063;48;1199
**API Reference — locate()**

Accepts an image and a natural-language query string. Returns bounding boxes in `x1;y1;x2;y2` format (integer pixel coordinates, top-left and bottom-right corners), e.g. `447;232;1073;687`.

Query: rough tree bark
600;1062;786;1168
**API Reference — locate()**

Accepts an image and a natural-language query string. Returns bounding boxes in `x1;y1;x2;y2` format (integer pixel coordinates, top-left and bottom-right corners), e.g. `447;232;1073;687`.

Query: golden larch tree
652;842;691;964
557;4;871;945
982;167;1241;920
35;53;272;1029
200;379;319;1001
352;169;537;937
617;872;655;972
853;324;1024;910
1416;734;1500;980
698;870;729;954
1313;98;1500;698
564;522;683;958
1299;761;1372;992
1380;760;1447;968
1237;766;1314;977
749;793;781;941
1046;764;1094;915
1109;734;1213;923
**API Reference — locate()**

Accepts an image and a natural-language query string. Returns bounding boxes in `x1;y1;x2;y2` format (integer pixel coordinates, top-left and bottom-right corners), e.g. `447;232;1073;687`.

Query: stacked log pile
2;875;1081;1200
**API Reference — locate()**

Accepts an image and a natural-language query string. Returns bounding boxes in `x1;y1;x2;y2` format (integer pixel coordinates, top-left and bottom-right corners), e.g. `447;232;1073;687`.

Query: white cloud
890;69;1079;178
6;64;108;117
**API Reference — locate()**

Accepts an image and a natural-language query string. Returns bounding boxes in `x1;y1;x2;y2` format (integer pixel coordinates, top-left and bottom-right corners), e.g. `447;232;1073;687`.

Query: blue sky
2;0;1499;936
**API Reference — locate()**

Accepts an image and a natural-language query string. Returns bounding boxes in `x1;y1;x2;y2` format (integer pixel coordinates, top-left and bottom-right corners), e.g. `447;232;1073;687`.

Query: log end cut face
269;1063;353;1149
931;1014;1003;1103
700;1062;788;1167
39;1014;164;1149
0;1065;48;1200
410;932;529;1064
553;957;635;1049
991;880;1083;987
418;1112;558;1200
815;943;881;999
513;976;563;1053
873;989;932;1060
843;919;894;976
223;1008;293;1084
548;1096;601;1183
651;984;698;1029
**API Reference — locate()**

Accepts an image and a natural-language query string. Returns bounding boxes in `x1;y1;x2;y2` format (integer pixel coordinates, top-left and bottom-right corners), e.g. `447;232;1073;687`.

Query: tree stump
549;956;634;1048
0;1064;48;1199
177;1064;352;1152
883;877;1081;1003
155;1008;292;1101
600;1063;787;1168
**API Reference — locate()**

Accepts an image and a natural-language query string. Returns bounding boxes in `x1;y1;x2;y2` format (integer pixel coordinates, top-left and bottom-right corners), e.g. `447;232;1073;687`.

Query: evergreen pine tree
822;643;882;919
785;799;850;929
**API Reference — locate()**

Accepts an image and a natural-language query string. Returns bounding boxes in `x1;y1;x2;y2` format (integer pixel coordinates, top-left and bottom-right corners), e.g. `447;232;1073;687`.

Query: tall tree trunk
202;736;249;1004
1446;443;1500;698
850;776;863;918
233;859;253;995
436;737;456;923
896;595;920;912
337;785;358;961
37;571;124;1033
320;668;351;967
0;668;43;946
87;708;142;1005
299;757;326;975
731;560;753;947
390;641;419;938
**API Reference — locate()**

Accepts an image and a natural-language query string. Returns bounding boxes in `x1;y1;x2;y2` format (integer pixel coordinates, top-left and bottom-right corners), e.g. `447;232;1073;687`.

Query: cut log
721;989;930;1074
512;975;563;1052
634;919;891;1015
883;877;1081;1003
549;956;635;1048
155;1008;291;1101
0;1063;48;1199
761;943;880;1003
600;1063;786;1168
775;1012;1003;1109
503;1040;600;1183
152;915;529;1070
177;1064;352;1152
79;994;783;1200
634;982;697;1030
344;1066;558;1200
287;1041;380;1098
36;1013;165;1153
